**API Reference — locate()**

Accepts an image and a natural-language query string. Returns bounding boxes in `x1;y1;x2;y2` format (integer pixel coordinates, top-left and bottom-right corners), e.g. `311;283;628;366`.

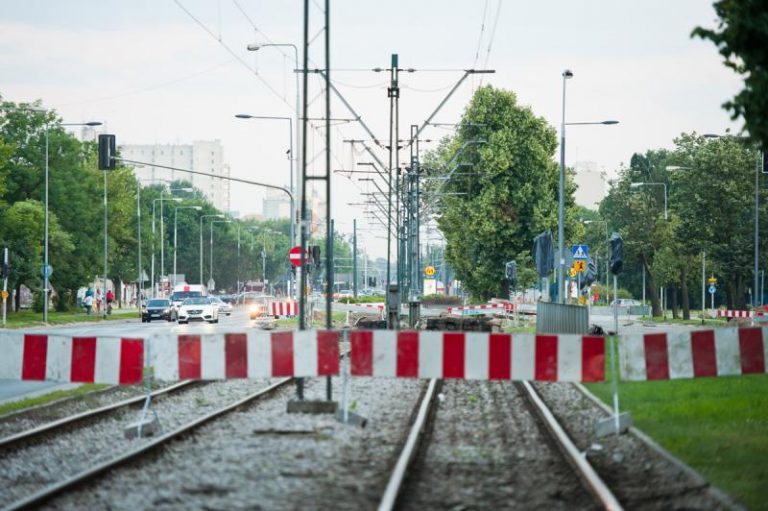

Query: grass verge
586;373;768;510
0;383;110;416
1;309;138;329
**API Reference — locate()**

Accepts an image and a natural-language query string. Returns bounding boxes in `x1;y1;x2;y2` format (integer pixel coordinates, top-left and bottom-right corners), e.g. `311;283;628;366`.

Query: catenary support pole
103;169;108;318
353;219;358;298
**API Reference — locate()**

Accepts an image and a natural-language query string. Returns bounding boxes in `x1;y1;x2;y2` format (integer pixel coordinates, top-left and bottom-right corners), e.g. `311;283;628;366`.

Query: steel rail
6;378;294;511
0;380;198;451
518;381;623;510
378;378;438;511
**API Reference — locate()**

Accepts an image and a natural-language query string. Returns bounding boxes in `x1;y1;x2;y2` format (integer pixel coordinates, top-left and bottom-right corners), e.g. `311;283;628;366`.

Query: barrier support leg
124;336;161;439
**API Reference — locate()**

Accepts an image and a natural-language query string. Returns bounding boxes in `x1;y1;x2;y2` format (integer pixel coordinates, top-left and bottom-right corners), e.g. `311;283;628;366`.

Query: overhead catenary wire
480;0;503;87
173;0;294;112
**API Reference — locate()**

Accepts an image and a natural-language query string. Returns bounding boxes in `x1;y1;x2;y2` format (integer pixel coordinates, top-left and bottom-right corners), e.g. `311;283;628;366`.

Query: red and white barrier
349;331;605;382
149;330;339;380
446;304;507;315
270;301;298;317
0;333;145;385
716;310;765;318
620;328;768;381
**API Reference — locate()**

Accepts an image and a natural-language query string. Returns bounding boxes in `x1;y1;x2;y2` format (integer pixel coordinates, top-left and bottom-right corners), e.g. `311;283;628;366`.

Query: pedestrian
106;289;114;314
96;289;102;313
83;294;93;315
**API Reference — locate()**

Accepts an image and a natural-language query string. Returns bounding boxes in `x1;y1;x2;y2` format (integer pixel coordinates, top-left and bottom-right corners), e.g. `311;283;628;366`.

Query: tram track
379;379;623;510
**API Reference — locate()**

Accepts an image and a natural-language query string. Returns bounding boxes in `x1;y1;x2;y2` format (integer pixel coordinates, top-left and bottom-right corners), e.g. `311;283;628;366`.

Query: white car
210;296;233;316
177;297;219;324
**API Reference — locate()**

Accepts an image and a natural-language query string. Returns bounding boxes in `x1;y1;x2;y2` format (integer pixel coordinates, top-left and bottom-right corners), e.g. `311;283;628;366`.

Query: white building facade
121;140;231;212
573;161;607;210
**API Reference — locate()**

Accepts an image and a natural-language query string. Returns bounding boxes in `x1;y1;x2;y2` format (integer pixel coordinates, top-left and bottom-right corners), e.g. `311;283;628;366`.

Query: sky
0;0;742;258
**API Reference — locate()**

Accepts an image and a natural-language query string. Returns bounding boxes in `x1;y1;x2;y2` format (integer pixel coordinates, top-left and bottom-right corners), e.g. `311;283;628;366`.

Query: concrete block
124;415;161;439
286;400;338;414
335;410;368;428
594;412;633;438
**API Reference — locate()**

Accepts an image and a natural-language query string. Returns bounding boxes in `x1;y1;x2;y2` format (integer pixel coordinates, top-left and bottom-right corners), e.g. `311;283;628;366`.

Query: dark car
141;299;174;322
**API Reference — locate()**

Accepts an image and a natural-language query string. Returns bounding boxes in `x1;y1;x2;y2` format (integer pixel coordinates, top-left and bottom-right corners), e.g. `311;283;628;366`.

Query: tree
692;0;768;151
425;85;578;299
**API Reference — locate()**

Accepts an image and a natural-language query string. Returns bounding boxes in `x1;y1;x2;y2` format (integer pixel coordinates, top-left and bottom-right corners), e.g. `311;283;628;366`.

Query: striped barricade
349;331;605;381
619;328;767;381
149;330;339;380
0;330;605;384
270;301;298;318
0;333;145;385
716;310;765;318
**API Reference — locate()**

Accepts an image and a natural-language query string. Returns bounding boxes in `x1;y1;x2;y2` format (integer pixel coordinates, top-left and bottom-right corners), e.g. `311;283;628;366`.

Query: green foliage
692;0;768;151
426;85;578;299
420;294;462;306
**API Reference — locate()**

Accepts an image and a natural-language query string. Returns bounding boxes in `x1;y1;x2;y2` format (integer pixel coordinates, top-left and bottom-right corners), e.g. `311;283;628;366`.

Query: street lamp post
200;215;225;285
630;182;668;220
557;69;618;303
41;120;102;322
210;220;232;290
173;206;202;286
152;196;181;297
235;113;295;298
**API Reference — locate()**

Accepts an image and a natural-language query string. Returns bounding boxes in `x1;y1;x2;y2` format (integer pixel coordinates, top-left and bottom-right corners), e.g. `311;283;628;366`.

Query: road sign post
2;247;8;326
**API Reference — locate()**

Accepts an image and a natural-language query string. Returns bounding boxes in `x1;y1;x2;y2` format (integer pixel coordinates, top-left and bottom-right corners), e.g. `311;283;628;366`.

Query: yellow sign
569;268;577;278
707;277;717;284
573;260;586;273
425;266;436;277
0;290;7;300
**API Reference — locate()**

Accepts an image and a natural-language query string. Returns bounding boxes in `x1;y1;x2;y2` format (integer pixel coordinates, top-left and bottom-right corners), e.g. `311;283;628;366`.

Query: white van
170;283;208;310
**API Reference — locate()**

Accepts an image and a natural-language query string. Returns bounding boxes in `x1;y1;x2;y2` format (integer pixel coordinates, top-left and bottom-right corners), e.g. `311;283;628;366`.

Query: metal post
642;264;646;310
702;251;706;319
173;210;178;286
43;126;49;323
137;183;142;312
755;152;760;308
3;247;8;326
711;282;715;317
353;219;358;298
160;194;164;287
151;202;156;298
324;1;332;403
200;218;204;285
103;168;108;318
558;71;569;304
296;0;310;401
613;274;619;335
210;222;214;283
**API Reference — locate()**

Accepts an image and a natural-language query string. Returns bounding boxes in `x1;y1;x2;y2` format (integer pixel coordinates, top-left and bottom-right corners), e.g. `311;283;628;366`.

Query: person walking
106;289;114;315
95;289;102;314
83;294;93;315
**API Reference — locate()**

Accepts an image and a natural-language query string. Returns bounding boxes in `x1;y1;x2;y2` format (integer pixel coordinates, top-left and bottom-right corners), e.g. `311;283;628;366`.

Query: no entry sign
289;246;307;267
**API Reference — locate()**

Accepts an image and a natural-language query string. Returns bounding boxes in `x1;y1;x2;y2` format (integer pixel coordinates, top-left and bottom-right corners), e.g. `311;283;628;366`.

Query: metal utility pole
386;54;399;327
407;124;422;327
137;183;142;311
353;219;358;298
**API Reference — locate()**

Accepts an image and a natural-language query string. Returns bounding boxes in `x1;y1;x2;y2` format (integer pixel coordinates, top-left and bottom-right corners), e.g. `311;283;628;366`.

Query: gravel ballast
534;382;736;510
36;375;424;510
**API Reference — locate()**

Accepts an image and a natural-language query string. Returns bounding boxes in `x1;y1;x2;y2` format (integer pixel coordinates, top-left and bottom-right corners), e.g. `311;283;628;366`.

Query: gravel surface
0;384;165;439
38;374;424;510
0;379;273;508
400;380;597;510
534;382;735;510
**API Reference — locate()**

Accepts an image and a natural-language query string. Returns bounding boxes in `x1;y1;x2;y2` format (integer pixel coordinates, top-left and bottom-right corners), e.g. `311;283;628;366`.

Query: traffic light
505;260;517;288
581;258;597;289
609;233;623;275
311;245;321;266
98;134;116;170
533;230;553;278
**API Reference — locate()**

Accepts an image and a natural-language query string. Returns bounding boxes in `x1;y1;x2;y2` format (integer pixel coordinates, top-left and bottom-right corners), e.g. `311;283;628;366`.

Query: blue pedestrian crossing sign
572;244;589;260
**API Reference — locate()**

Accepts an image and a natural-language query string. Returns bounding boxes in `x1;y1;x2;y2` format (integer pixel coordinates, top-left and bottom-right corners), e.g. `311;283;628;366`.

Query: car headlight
163;309;170;314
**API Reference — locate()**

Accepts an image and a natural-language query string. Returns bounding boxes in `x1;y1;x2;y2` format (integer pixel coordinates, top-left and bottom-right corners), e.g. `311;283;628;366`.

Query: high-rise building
573;161;607;210
262;187;291;220
120;140;231;212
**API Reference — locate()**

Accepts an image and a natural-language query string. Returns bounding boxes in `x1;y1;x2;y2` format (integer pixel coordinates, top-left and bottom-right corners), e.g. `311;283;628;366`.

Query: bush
340;294;385;304
32;292;44;313
420;294;462;306
55;290;73;312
